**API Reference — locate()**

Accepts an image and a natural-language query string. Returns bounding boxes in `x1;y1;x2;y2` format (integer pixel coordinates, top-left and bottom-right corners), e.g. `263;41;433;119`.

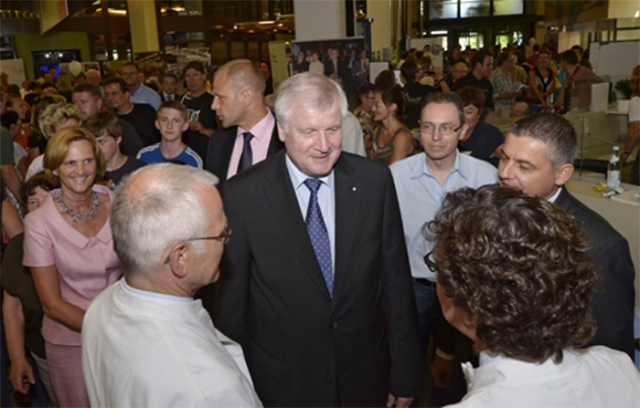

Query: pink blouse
23;184;121;346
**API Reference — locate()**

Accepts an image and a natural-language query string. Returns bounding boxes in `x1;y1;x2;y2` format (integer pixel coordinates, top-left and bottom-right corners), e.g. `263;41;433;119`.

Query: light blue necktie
304;178;333;297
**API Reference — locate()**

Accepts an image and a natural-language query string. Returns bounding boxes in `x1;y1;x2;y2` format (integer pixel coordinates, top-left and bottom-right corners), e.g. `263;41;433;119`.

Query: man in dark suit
498;113;636;359
208;72;423;407
206;59;283;187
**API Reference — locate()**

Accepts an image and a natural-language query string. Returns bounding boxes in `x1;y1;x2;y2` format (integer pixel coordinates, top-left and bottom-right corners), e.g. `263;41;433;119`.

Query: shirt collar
547;187;562;203
237;108;275;142
285;154;334;191
411;151;468;180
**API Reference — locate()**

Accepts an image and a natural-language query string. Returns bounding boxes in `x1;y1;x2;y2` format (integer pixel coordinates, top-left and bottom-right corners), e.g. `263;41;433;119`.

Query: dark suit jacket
204;123;283;189
208;152;423;407
555;187;636;359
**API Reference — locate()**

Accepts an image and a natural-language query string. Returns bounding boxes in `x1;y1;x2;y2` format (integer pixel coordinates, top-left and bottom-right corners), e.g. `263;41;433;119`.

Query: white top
25;154;43;181
82;279;262;407
341;111;366;157
449;346;640;407
629;96;640;123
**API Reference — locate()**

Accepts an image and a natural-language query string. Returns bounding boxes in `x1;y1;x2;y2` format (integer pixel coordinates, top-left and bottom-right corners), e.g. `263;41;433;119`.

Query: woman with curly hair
425;185;639;407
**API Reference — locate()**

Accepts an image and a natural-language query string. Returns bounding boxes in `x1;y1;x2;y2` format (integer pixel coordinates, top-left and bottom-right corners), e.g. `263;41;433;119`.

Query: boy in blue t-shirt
137;100;203;168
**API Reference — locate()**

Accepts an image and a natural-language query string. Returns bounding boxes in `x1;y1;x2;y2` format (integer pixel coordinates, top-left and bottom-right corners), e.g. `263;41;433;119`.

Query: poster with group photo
291;37;366;102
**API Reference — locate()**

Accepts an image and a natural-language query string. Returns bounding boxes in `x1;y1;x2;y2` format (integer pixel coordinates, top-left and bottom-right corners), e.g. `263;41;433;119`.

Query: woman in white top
426;185;640;408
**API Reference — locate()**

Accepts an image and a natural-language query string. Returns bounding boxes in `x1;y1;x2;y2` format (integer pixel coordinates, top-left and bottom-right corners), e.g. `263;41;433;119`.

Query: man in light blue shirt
390;92;497;356
122;62;161;110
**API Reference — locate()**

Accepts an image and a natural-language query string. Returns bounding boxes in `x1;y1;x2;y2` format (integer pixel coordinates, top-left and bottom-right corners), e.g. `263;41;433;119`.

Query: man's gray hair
275;72;348;133
508;113;577;169
215;59;266;96
110;164;219;278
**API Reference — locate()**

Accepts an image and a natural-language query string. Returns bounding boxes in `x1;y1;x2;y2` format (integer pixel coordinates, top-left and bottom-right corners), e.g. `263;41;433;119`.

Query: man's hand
386;393;414;408
9;356;34;394
431;355;454;389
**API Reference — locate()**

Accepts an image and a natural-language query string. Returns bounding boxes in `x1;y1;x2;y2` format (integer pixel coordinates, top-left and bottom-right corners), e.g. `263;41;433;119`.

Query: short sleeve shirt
23;184;121;345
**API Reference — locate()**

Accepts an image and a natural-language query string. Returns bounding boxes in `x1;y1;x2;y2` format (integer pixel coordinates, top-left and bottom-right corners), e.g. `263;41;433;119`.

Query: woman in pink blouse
23;126;121;407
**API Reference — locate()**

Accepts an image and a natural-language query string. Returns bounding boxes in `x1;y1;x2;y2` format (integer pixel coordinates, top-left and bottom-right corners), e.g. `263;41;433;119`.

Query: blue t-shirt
136;143;203;168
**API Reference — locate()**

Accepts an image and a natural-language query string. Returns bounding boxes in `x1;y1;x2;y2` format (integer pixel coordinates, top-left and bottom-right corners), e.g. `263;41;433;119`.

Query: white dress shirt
450;346;640;407
82;279;262;407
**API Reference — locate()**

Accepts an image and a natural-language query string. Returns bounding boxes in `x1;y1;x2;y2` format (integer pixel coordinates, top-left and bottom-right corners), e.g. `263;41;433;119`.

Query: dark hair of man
507;113;577;169
104;77;128;93
163;73;178;82
20;171;55;204
425;185;600;364
378;83;405;116
472;50;493;69
400;61;420;84
423;92;465;127
1;110;19;128
41;82;56;91
533;44;541;52
496;52;511;67
455;86;485;111
182;60;206;76
560;50;579;66
538;50;550;59
73;83;102;99
356;81;376;101
571;45;583;53
84;110;123;140
122;62;140;72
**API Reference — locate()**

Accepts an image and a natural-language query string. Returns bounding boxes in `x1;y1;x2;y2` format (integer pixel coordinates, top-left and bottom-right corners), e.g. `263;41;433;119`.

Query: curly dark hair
424;185;600;364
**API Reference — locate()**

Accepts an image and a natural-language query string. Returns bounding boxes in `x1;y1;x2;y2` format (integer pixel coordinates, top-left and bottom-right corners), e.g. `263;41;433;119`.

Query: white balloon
68;61;82;76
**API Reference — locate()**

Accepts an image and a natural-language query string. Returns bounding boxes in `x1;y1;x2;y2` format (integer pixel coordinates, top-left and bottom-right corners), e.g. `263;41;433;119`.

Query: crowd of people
0;40;638;408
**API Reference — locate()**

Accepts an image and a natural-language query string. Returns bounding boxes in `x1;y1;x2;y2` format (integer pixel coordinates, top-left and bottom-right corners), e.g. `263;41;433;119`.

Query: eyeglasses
420;123;463;136
186;226;232;244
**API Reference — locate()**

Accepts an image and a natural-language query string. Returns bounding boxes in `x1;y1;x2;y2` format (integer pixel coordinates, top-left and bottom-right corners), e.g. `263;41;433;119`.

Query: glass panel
617;29;640;40
211;41;227;66
247;41;260;62
429;0;457;20
493;0;523;16
617;18;639;29
460;0;489;18
231;42;245;60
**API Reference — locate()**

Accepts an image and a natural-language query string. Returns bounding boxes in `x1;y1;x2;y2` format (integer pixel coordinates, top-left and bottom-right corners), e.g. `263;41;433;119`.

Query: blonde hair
38;103;82;137
43;126;106;185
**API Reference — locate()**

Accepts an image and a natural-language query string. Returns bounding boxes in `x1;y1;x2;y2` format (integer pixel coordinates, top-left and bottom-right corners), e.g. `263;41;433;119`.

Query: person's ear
165;241;188;279
389;103;398;115
96;98;103;110
155;120;160;131
241;87;253;107
277;122;286;143
458;123;469;141
554;163;574;187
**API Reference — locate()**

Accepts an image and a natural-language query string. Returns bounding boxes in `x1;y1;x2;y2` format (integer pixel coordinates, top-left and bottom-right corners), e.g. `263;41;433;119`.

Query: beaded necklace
56;191;99;223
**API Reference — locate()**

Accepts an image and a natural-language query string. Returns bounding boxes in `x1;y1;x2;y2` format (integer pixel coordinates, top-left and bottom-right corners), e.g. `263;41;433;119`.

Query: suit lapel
332;154;360;301
265;153;332;300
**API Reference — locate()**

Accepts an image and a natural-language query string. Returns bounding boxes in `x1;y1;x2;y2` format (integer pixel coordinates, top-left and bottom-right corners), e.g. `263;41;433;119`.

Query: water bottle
607;145;621;191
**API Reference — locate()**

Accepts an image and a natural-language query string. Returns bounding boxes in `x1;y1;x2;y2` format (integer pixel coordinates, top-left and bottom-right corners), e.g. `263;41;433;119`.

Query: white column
128;0;160;53
367;0;392;55
294;0;346;41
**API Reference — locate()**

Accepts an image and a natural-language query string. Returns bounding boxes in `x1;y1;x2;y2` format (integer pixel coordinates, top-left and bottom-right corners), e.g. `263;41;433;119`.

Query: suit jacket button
325;375;333;384
331;321;338;329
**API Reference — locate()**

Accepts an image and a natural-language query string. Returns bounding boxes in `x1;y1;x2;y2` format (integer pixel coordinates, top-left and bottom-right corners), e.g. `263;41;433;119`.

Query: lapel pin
352;187;357;191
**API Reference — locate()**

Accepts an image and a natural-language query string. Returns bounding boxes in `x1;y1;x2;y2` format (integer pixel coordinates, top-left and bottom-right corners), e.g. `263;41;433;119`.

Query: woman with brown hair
370;83;414;165
23;127;121;407
527;50;555;113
